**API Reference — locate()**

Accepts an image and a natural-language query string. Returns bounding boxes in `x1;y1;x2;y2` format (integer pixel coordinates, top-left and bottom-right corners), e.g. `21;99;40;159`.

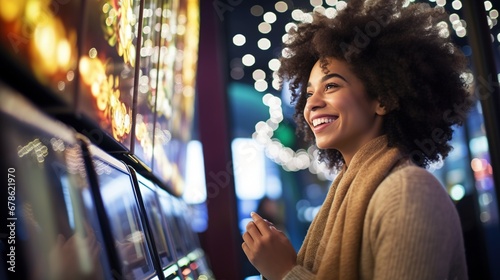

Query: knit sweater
284;161;468;279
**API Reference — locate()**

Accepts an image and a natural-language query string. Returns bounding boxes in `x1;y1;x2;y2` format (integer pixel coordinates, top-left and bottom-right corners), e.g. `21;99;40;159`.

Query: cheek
329;94;353;114
339;94;371;117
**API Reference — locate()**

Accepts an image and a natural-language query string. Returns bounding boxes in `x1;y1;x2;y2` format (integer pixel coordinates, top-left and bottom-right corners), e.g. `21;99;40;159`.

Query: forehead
310;58;350;77
308;58;353;82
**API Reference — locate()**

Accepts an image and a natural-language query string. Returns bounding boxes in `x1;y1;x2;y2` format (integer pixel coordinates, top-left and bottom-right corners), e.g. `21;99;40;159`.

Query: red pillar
196;1;242;279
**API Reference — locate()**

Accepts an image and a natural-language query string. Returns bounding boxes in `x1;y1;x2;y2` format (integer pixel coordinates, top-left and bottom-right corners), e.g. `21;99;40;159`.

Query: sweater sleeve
361;166;467;280
282;265;315;280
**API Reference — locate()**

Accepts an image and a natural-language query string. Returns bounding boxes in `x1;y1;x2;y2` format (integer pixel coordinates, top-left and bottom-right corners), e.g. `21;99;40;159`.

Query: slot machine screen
0;0;83;105
77;0;142;149
157;190;200;279
152;0;199;196
133;171;181;278
167;196;215;279
156;189;187;258
170;197;198;254
133;0;164;167
88;145;158;280
0;83;113;280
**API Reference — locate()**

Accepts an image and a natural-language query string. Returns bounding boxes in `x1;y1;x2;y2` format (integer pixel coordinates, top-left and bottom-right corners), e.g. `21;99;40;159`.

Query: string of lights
228;0;499;180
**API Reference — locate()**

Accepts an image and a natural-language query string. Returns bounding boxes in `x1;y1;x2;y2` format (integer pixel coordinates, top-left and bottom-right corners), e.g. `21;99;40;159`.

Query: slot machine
81;142;162;280
129;168;183;280
0;82;114;280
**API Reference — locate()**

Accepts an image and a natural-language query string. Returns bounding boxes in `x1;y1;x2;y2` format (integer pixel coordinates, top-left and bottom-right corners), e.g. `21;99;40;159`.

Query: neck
341;133;386;167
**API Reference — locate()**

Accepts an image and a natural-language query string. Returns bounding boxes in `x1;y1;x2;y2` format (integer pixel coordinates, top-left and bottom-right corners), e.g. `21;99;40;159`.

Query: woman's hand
242;212;297;280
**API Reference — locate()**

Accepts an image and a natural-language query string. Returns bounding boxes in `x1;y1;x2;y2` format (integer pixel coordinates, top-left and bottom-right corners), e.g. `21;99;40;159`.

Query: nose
304;91;325;112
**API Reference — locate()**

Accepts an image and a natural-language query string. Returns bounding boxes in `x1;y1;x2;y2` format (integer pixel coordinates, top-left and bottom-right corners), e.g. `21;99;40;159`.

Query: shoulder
362;163;467;279
373;163;450;207
366;162;461;233
384;162;441;187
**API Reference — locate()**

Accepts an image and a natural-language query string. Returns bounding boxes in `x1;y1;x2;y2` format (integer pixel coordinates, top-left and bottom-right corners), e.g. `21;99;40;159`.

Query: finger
263;219;274;227
242;231;254;245
270;225;286;235
251;212;272;235
250;211;262;220
246;220;263;238
242;242;252;258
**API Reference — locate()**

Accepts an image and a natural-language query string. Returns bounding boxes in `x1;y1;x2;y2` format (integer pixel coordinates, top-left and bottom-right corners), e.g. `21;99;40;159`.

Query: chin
315;142;335;150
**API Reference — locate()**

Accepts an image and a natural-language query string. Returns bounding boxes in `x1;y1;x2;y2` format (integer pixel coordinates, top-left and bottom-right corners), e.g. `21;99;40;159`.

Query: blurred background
0;0;499;279
199;0;500;279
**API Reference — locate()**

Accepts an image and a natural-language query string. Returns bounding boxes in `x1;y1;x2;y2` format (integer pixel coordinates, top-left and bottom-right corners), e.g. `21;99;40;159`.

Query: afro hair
277;0;474;170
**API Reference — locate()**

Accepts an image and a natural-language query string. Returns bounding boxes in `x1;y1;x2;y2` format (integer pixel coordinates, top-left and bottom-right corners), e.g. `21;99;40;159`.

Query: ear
374;101;387;116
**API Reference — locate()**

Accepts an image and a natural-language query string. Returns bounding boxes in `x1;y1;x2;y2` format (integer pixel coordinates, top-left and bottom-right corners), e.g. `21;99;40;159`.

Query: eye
325;83;339;91
305;92;313;99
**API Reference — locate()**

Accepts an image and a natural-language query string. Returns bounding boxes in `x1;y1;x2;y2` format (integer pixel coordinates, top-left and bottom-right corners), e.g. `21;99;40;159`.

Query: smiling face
304;58;386;165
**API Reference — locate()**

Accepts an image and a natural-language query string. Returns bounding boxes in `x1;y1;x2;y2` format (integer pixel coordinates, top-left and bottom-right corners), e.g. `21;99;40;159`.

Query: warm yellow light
177;25;186;35
102;3;110;13
67;71;75;81
124;113;131;133
33;19;58;75
0;0;25;22
89;48;98;58
97;91;107;110
25;0;44;25
79;56;107;94
110;94;118;108
183;85;194;97
57;39;72;69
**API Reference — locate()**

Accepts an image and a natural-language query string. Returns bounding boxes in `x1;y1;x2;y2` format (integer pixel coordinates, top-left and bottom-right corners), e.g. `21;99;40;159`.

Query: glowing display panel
133;0;164;167
165;196;214;279
0;84;112;280
0;0;82;104
89;145;157;280
134;172;178;271
157;189;186;259
78;0;141;149
157;190;201;279
153;0;199;195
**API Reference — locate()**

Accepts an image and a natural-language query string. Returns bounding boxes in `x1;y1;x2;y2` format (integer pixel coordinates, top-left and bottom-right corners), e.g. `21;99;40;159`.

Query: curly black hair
277;0;473;170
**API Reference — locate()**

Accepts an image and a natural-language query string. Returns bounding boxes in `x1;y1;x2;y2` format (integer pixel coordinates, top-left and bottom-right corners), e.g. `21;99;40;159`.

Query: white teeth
312;117;336;127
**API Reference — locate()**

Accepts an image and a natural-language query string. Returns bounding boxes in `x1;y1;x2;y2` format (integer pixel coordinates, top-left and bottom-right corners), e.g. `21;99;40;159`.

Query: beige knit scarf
296;135;404;279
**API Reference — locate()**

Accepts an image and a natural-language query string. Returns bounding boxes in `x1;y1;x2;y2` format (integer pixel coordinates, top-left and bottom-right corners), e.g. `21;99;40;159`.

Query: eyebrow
307;73;349;87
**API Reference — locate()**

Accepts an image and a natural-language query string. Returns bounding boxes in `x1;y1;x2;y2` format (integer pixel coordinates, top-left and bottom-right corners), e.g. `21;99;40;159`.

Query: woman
241;0;472;279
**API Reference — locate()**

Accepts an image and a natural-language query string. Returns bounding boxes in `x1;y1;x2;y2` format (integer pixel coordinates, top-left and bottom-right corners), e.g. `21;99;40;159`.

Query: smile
312;116;338;127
